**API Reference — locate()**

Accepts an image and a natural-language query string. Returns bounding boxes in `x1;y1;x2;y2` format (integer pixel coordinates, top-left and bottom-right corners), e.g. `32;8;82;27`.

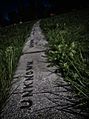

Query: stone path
1;21;82;119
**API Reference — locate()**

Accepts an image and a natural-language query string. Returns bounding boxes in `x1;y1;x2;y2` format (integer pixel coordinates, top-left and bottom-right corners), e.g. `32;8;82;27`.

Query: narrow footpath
1;21;82;119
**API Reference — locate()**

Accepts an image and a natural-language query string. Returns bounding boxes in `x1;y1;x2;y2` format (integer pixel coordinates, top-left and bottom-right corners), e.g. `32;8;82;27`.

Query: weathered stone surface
22;21;48;54
1;21;82;119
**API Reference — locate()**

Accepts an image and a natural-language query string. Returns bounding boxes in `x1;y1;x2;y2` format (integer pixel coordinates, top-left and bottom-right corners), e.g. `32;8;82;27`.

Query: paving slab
22;21;48;54
1;21;83;119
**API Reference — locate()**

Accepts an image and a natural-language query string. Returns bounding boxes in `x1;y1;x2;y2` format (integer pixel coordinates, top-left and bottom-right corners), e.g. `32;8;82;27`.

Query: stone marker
1;21;83;119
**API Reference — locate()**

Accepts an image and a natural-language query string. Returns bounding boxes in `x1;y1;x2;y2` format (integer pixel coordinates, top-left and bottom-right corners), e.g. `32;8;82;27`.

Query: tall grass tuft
41;9;89;117
0;21;34;112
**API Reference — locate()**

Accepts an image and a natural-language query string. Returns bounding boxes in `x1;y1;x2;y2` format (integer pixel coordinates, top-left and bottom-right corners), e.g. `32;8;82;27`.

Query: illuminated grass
41;9;89;116
0;21;34;112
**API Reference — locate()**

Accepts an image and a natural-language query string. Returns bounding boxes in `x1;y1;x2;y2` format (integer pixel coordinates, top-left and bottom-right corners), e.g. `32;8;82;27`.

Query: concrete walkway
1;21;82;119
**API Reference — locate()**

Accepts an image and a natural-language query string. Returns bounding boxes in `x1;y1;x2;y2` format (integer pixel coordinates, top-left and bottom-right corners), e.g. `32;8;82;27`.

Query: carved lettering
20;61;34;110
26;70;33;75
22;90;33;97
30;39;34;47
20;99;33;109
27;61;33;65
26;65;33;71
24;81;33;88
25;75;34;81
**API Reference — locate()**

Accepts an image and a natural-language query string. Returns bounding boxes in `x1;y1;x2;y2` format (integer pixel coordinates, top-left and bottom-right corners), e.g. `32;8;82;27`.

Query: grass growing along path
41;9;89;117
0;21;34;112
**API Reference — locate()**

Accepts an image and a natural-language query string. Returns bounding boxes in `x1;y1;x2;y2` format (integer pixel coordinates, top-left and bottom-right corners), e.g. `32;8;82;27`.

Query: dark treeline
49;0;89;12
0;0;49;26
0;0;89;26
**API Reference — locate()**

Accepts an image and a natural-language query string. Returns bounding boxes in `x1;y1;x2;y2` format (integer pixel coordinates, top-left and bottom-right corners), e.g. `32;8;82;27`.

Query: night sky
0;0;30;16
0;0;89;25
0;0;89;15
0;0;50;20
0;0;51;14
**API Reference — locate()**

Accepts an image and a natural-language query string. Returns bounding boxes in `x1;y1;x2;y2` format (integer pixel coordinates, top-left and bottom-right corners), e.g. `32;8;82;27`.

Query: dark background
0;0;89;26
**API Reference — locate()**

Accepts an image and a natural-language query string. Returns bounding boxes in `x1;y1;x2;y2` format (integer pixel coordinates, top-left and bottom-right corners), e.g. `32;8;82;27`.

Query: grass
0;21;34;112
41;8;89;117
